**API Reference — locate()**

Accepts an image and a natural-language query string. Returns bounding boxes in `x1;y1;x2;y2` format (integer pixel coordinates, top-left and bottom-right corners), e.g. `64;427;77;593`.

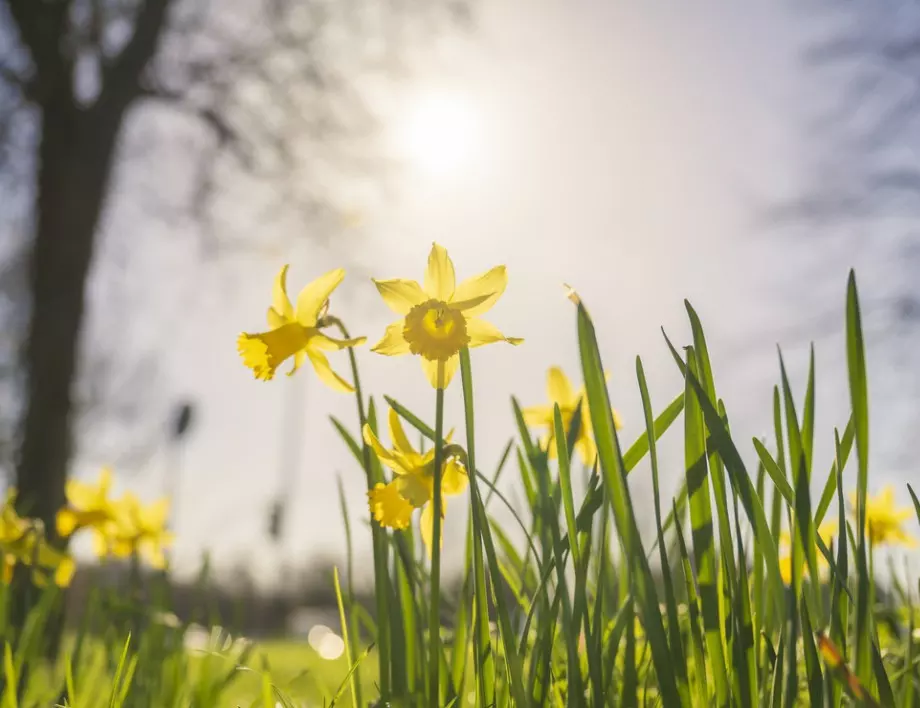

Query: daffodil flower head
849;486;916;548
522;367;622;466
56;467;123;558
371;243;522;389
110;493;174;570
0;492;75;588
777;520;838;585
365;407;468;554
237;265;366;391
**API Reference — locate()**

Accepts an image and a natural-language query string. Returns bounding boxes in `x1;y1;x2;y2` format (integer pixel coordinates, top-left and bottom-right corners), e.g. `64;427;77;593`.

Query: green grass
1;268;919;707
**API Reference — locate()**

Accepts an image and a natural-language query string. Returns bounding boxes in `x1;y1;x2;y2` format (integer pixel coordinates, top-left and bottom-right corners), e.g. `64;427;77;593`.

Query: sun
397;89;480;178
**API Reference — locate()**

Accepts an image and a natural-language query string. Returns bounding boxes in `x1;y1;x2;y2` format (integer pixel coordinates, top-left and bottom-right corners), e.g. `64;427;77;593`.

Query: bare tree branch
6;0;73;103
98;0;172;109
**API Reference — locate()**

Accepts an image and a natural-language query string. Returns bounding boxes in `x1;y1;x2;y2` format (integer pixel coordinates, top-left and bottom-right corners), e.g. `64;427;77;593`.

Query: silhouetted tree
0;0;469;600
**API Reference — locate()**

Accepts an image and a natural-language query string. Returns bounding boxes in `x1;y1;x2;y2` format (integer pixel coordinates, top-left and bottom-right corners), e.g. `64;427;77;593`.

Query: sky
67;1;920;585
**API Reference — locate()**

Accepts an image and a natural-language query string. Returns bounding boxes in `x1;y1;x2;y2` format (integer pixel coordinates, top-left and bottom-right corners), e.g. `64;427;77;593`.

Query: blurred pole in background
165;401;195;533
269;375;305;545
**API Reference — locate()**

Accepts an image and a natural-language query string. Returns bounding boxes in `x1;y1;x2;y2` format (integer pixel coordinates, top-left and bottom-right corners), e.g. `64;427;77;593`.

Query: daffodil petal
142;499;170;528
779;554;793;585
421;355;458;389
272;264;295;320
65;480;98;511
451;265;507;316
817;521;838;545
142;539;167;570
56;509;78;537
295;268;345;327
388;408;417;460
466;318;522;348
267;308;287;329
306;350;354;393
92;529;113;558
288;350;306;377
311;333;366;351
880;486;895;507
574;436;596;467
373;279;427;315
54;556;75;587
98;467;113;493
547;367;575;406
424;243;455;301
371;322;412;356
363;425;402;471
420;501;446;557
522;405;554;427
441;458;468;496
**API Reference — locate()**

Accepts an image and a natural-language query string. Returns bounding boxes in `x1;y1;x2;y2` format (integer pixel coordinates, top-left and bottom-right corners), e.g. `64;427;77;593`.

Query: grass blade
548;405;585;707
663;330;786;624
680;343;728;707
637;356;689;706
846;270;873;689
573;290;682;707
672;498;708;706
332;567;359;708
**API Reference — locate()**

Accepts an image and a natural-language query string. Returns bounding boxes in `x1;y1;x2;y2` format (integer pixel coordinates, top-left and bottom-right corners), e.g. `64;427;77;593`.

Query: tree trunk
15;97;124;545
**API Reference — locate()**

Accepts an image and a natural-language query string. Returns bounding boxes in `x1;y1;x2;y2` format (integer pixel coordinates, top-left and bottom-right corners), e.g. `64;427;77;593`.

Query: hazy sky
69;1;920;584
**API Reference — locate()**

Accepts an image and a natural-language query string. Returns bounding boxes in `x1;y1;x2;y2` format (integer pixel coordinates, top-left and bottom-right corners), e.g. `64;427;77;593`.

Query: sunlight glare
399;89;480;178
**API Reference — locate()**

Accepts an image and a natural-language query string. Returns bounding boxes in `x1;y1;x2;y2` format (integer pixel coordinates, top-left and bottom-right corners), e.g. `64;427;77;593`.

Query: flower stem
429;361;446;703
330;317;386;701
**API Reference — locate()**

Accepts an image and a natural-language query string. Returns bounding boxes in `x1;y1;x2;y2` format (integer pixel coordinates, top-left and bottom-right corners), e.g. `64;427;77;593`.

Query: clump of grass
0;264;918;707
327;266;920;706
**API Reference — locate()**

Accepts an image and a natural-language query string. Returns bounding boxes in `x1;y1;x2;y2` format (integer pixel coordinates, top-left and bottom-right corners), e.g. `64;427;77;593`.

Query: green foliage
3;269;919;706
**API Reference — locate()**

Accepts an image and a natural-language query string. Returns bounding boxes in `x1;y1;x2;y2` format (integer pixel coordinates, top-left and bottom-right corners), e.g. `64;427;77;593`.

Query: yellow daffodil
522;366;622;466
371;243;522;389
110;493;174;570
365;408;467;554
849;486;916;548
56;467;123;557
1;491;74;587
238;265;366;391
778;520;838;585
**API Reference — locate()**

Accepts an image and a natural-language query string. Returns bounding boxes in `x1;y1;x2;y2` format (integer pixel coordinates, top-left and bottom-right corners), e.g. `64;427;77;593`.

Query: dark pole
164;401;195;531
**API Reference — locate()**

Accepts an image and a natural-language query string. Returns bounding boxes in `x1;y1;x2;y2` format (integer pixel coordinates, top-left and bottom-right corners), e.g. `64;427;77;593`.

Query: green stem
429;361;446;703
459;352;495;706
330;317;387;699
129;550;142;646
460;348;527;706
